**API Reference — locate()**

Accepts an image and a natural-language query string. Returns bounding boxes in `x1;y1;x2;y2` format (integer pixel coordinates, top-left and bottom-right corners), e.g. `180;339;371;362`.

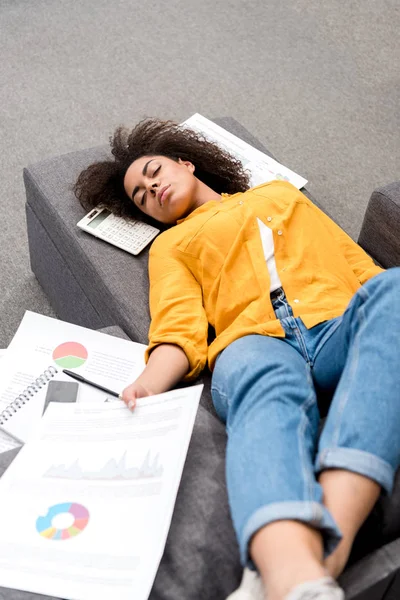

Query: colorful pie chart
52;342;88;368
36;502;90;540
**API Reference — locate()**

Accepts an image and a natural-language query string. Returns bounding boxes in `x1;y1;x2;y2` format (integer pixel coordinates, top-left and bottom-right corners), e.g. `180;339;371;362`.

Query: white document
0;385;202;600
183;113;308;190
0;311;146;443
0;431;20;453
0;349;21;452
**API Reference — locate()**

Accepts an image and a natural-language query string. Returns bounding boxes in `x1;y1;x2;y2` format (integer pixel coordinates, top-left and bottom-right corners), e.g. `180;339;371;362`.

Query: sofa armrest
339;537;400;599
358;182;400;268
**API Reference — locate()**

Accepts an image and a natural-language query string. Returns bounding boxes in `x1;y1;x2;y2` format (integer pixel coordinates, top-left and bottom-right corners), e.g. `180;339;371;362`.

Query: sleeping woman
74;118;400;600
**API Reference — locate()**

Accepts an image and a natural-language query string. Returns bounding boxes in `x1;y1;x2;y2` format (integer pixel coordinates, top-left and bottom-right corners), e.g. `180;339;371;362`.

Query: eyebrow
131;159;155;201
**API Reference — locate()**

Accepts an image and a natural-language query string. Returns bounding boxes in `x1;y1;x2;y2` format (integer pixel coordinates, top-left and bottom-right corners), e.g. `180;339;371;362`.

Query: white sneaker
226;568;265;600
285;576;345;600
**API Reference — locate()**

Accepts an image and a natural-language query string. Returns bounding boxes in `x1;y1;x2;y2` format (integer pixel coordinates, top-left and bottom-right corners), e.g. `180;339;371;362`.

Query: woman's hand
121;381;153;411
120;343;190;411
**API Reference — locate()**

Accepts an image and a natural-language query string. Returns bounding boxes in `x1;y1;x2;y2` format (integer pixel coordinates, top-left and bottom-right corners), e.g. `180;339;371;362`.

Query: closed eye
141;165;161;206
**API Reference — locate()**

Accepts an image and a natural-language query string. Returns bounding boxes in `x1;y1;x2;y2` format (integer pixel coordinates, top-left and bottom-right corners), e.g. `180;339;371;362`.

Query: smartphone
42;381;79;415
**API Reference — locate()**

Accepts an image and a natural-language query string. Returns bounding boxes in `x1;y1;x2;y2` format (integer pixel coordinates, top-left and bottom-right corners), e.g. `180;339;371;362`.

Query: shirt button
277;230;283;235
294;299;300;303
267;216;272;222
238;200;243;205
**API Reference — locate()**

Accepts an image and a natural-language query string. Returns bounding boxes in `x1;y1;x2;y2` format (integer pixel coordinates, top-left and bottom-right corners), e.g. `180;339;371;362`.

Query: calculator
77;207;160;256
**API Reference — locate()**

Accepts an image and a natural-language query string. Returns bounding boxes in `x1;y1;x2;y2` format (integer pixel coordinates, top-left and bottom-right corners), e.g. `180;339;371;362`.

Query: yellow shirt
146;181;383;380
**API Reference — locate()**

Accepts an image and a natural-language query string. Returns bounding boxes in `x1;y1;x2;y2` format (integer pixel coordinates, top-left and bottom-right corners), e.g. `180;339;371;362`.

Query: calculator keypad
95;215;159;255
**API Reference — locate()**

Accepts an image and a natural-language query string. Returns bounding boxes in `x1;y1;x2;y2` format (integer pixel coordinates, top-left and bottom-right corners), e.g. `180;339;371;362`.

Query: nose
147;180;159;195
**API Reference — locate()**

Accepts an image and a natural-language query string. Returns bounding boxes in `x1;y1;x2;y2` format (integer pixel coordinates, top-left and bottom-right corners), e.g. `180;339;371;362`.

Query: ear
178;158;195;174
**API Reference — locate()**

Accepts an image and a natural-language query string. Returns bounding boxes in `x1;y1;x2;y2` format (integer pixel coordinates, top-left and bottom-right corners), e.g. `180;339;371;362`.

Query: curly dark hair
73;118;251;226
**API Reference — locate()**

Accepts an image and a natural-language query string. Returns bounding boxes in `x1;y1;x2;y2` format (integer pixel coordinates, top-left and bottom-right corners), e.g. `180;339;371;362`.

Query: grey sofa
19;117;400;600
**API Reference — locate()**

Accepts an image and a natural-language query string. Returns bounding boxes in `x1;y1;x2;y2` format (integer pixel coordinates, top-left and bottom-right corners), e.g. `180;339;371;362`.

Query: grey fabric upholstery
339;538;400;599
358;181;400;269
24;147;151;343
150;405;240;600
23;119;400;599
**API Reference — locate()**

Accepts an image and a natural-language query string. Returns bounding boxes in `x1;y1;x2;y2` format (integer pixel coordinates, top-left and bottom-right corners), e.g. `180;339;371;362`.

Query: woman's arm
146;240;209;380
122;235;208;410
121;343;189;410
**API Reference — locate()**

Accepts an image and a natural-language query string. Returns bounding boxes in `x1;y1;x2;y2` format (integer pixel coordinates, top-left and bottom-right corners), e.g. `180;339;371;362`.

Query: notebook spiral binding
0;365;58;425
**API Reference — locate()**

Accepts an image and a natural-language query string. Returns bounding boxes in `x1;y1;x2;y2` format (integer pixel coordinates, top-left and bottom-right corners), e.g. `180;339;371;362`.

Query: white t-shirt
257;218;282;293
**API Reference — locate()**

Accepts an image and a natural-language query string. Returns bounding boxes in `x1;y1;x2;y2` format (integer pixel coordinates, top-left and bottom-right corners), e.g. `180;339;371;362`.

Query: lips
158;185;170;206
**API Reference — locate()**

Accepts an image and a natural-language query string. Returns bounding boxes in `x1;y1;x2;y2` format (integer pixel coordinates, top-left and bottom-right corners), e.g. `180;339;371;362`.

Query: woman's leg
312;268;400;577
211;334;341;599
319;470;380;577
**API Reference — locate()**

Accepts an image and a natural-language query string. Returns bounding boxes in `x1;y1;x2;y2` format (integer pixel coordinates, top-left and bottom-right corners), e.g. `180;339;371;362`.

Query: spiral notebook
0;311;148;447
0;365;59;444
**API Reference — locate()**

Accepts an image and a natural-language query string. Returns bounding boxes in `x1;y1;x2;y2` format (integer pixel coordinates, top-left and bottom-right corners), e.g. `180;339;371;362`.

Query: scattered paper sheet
0;349;21;452
0;430;21;453
0;385;202;600
0;311;146;443
183;113;308;190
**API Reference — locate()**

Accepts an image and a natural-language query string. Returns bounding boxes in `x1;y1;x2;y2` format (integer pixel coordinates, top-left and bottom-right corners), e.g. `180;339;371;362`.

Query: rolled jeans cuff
316;447;394;494
241;501;342;568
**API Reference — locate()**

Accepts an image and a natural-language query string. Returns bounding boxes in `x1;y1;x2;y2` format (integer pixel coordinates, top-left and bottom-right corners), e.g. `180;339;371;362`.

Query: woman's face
124;155;200;224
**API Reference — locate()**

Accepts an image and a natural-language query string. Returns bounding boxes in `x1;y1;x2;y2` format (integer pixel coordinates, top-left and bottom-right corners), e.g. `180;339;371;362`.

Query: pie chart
52;342;88;368
36;502;90;540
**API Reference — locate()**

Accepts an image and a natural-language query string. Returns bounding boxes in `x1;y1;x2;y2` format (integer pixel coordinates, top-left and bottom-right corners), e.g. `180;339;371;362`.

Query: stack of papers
0;311;202;599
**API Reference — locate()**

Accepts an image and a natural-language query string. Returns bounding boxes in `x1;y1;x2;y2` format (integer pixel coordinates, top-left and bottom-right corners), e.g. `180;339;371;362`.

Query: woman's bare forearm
121;344;190;409
136;343;190;394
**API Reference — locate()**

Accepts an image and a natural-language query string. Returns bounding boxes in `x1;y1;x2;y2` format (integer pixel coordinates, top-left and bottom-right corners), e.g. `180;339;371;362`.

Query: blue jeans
211;268;400;567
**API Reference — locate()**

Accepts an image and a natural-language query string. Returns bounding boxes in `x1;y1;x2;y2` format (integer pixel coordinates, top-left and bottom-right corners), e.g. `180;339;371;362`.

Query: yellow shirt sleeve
146;243;209;381
302;195;384;284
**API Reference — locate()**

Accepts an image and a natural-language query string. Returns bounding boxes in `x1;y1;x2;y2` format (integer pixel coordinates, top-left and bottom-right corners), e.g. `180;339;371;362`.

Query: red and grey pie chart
52;342;88;368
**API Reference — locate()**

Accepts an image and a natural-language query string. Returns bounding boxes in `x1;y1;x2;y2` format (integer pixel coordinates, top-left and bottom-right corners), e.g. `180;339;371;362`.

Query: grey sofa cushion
150;405;240;600
24;147;151;344
358;181;400;268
